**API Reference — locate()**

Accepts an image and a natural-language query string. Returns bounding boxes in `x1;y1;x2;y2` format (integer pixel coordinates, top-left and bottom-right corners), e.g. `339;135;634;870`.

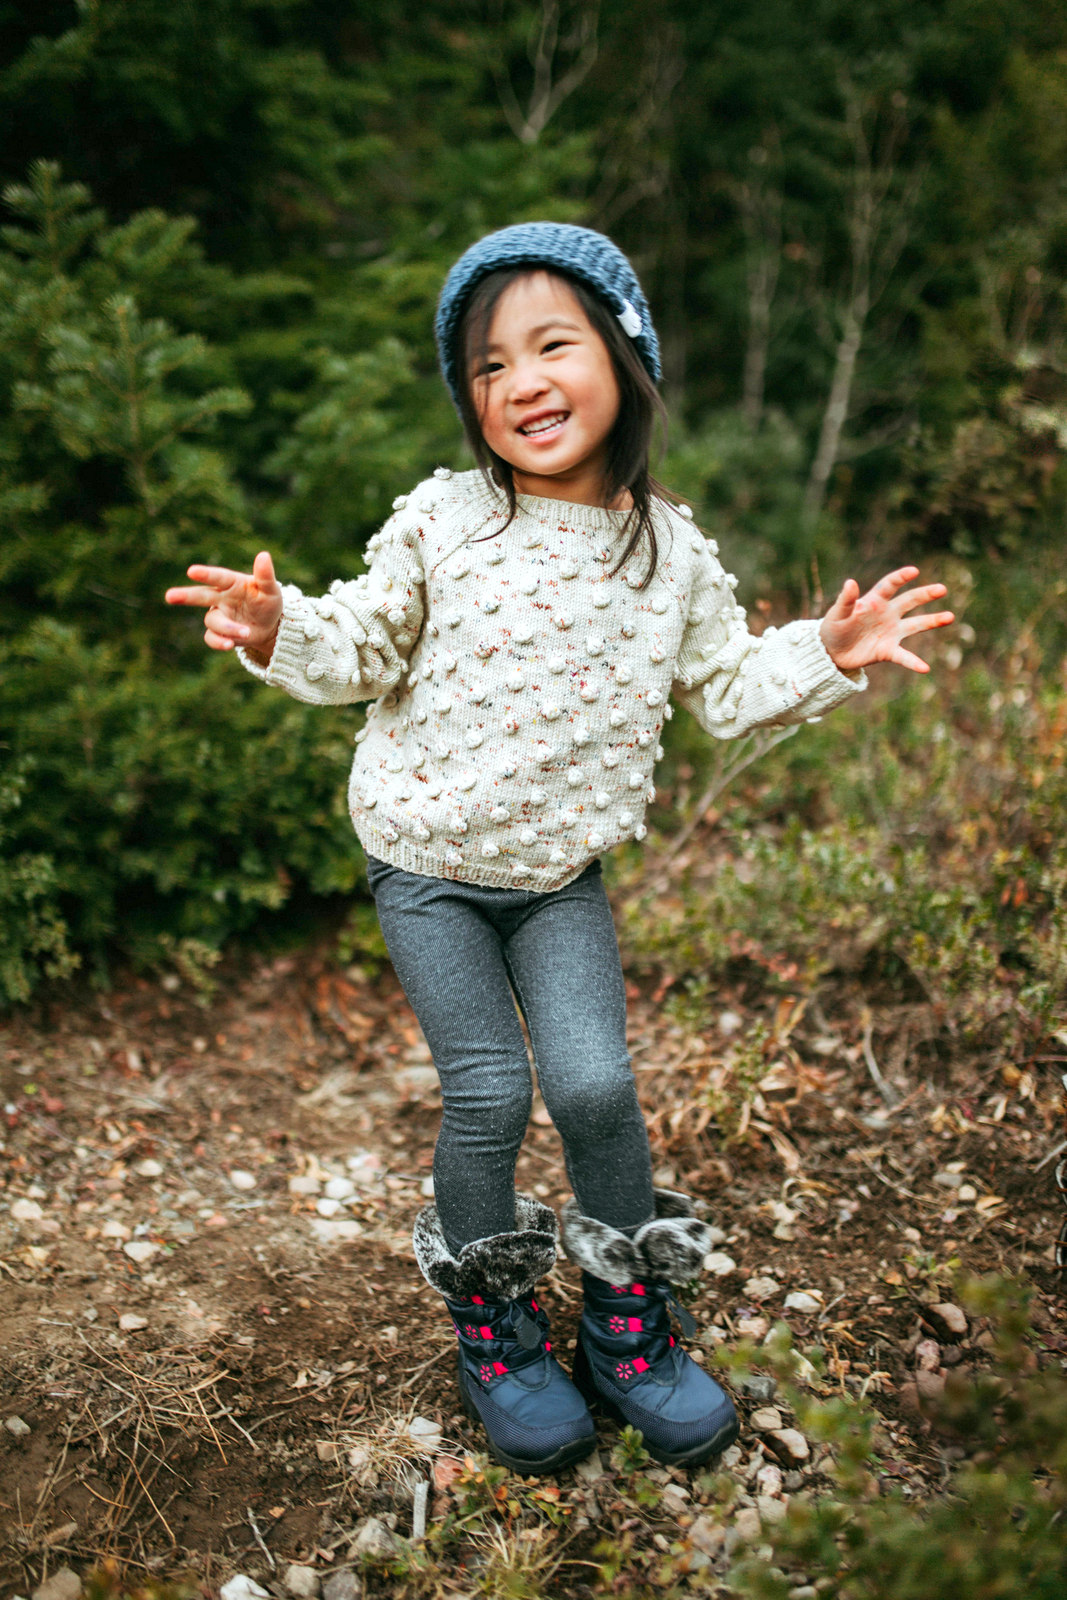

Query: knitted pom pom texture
435;222;661;408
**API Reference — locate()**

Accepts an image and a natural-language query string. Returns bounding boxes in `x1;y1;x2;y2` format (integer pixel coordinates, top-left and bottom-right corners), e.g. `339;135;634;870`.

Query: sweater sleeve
235;511;425;707
671;534;866;739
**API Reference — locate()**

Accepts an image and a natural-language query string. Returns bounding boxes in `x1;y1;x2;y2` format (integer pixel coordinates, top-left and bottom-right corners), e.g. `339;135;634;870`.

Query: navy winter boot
414;1194;596;1475
561;1191;739;1466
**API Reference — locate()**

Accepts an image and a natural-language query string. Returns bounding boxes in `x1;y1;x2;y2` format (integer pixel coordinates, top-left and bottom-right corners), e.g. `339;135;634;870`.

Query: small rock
734;1506;762;1541
756;1462;783;1497
220;1580;270;1600
403;1415;442;1450
100;1220;131;1241
784;1291;821;1315
316;1198;343;1217
721;1444;743;1469
788;1588;818;1600
927;1301;968;1339
958;1183;977;1202
351;1516;394;1557
766;1428;810;1464
135;1159;164;1178
704;1252;737;1277
227;1578;278;1600
743;1276;781;1301
419;1176;435;1198
933;1170;965;1189
324;1177;356;1201
31;1569;82;1600
122;1240;158;1264
229;1170;257;1191
757;1494;788;1523
915;1368;946;1402
315;1440;341;1463
688;1514;725;1554
737;1316;770;1340
750;1407;783;1432
11;1199;44;1223
574;1448;604;1483
282;1565;321;1599
915;1338;941;1372
322;1573;360;1600
736;1373;777;1403
662;1485;690;1517
433;1454;465;1491
118;1314;149;1333
5;1415;31;1438
289;1175;321;1196
719;1010;743;1034
309;1219;363;1243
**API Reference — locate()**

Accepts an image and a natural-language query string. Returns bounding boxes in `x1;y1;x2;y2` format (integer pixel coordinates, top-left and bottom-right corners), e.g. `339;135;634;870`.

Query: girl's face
470;271;623;507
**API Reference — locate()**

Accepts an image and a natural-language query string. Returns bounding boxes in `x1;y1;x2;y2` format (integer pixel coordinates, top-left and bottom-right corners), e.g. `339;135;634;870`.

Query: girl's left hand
819;567;954;675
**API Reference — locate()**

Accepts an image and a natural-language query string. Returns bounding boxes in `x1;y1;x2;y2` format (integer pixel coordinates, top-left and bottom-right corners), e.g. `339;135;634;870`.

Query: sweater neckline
463;470;637;534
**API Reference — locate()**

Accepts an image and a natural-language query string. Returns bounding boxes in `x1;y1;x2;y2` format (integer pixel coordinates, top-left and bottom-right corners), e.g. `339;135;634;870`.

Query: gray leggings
365;856;655;1253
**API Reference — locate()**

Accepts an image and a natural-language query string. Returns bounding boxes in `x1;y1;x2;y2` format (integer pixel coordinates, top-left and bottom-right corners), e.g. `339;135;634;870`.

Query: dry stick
246;1508;275;1571
860;1012;901;1107
193;1385;228;1464
1032;1138;1067;1174
411;1479;429;1542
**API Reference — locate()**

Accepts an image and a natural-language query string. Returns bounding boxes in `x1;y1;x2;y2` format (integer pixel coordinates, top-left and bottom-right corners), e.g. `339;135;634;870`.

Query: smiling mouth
517;411;569;439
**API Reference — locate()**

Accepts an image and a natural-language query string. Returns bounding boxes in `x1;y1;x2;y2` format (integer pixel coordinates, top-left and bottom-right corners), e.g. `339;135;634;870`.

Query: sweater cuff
784;618;867;715
235;585;309;688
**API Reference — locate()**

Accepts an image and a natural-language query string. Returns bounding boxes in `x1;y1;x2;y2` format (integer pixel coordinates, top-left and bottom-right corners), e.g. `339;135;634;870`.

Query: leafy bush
728;1278;1067;1600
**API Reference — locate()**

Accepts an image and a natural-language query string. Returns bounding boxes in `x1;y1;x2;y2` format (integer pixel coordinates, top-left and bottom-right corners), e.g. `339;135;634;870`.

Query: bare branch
492;0;601;146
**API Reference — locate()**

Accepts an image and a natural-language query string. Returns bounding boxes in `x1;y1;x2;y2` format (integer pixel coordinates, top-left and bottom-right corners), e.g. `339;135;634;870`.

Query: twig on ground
411;1478;429;1542
1032;1138;1067;1173
861;1011;902;1107
246;1507;275;1570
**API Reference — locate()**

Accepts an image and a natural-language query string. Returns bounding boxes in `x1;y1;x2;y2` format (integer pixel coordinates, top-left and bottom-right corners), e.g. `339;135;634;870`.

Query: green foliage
729;1279;1067;1600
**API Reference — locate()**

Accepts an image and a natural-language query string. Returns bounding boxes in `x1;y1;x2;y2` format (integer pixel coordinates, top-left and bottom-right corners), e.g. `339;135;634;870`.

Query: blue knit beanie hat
435;222;661;410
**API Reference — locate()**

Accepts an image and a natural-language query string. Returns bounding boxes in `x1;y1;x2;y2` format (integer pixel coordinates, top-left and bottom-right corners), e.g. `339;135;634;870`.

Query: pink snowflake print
479;1363;494;1385
463;1323;479;1338
609;1315;627;1334
615;1360;635;1381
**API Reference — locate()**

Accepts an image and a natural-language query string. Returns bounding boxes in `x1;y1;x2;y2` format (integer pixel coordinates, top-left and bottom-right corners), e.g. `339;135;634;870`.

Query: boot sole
456;1355;596;1477
572;1340;739;1467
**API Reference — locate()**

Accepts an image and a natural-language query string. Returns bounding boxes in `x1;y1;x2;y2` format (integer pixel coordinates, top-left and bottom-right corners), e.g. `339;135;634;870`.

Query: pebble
915;1338;941;1371
322;1573;360;1600
688;1514;725;1555
31;1570;82;1600
5;1416;31;1438
704;1252;737;1277
316;1198;343;1217
100;1220;131;1240
118;1314;149;1332
743;1276;781;1301
737;1316;770;1340
351;1516;395;1557
229;1170;257;1191
719;1010;743;1034
756;1462;783;1496
309;1219;363;1244
220;1580;270;1600
324;1177;356;1201
122;1240;158;1264
915;1369;946;1402
750;1406;783;1432
289;1175;321;1196
661;1483;690;1515
135;1159;164;1178
721;1444;743;1469
736;1373;777;1403
784;1291;821;1314
927;1301;968;1338
316;1440;341;1462
574;1449;604;1483
403;1415;442;1450
734;1506;762;1541
11;1199;44;1223
767;1428;810;1464
757;1494;788;1523
282;1566;321;1599
933;1170;965;1189
788;1588;818;1599
419;1176;435;1198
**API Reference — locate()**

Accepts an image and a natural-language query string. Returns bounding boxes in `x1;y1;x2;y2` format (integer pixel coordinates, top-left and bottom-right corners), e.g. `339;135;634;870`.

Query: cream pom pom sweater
238;469;865;890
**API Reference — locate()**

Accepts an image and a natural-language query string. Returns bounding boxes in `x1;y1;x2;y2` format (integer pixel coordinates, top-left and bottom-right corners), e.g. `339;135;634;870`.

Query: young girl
166;223;952;1476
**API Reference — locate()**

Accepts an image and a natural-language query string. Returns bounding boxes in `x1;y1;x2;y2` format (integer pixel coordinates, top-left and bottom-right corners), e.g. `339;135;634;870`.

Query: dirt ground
2;916;1065;1598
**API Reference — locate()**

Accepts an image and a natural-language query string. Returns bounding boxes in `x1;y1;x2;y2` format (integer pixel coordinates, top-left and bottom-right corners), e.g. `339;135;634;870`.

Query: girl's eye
542;340;568;354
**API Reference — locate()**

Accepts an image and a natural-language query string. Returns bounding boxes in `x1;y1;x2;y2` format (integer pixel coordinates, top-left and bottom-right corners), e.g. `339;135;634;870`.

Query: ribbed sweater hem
353;815;602;893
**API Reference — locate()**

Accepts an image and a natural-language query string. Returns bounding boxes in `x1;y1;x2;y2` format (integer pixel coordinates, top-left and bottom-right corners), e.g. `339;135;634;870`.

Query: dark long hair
455;267;671;585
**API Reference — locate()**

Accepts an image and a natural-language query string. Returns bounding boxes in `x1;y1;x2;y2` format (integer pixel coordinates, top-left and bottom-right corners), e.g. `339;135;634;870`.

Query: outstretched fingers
873;565;920;601
900;608;955;637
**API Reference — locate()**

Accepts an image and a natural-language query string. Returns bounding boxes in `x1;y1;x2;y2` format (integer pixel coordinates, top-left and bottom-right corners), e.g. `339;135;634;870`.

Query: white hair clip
617;299;642;338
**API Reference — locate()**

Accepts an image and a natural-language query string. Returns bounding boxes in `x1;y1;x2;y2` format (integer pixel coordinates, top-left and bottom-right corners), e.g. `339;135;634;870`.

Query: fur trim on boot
559;1189;712;1285
413;1194;558;1302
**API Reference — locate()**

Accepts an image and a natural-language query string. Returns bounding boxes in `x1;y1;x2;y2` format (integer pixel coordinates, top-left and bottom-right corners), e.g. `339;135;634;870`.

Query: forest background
1;0;1066;1033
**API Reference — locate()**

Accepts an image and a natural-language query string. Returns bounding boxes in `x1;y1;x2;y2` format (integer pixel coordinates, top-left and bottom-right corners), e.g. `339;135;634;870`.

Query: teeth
520;413;567;436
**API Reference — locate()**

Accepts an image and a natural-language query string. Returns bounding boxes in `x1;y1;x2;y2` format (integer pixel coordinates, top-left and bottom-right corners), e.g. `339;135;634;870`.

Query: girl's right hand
165;550;284;660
